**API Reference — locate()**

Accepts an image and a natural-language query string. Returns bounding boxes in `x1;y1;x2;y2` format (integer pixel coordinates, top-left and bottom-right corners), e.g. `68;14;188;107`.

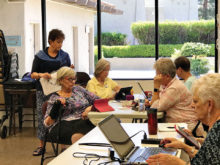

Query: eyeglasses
64;77;77;82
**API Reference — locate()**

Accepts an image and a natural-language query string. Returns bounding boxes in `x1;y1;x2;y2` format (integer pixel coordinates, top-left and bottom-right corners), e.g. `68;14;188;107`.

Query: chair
75;72;91;88
41;101;71;165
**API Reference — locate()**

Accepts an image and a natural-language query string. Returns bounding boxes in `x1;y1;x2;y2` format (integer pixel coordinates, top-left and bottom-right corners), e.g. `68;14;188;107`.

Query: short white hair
192;73;220;109
56;66;75;84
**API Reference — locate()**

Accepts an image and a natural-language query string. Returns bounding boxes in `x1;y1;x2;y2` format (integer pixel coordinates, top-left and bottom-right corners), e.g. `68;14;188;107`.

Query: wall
95;0;146;45
0;0;95;76
24;0;95;73
0;0;25;76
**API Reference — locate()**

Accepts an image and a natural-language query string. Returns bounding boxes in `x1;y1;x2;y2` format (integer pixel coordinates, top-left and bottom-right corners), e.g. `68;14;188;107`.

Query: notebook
98;115;177;164
115;86;132;100
92;99;114;112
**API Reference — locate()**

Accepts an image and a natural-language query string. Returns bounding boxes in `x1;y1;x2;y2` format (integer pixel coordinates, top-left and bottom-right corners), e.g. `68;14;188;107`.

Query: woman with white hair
148;58;198;131
44;67;98;146
86;58;120;99
147;73;220;165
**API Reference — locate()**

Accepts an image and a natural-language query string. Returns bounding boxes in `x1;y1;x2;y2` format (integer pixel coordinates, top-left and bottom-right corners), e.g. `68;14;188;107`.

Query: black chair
40;101;71;165
75;72;91;88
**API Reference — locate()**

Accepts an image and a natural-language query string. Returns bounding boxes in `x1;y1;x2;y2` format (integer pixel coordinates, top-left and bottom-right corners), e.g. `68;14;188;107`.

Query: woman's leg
71;133;84;144
33;91;47;156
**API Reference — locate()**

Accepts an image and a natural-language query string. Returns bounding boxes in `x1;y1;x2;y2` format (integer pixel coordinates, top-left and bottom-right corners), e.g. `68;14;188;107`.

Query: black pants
47;119;95;144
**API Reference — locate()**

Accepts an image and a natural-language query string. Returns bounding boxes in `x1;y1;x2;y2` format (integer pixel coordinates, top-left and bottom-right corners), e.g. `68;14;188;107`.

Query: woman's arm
31;72;51;80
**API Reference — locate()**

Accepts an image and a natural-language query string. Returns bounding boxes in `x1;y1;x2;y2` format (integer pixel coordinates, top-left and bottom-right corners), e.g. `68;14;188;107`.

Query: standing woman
31;29;73;156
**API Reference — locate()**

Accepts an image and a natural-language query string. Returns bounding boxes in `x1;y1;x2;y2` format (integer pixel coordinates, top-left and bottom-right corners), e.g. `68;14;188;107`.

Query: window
95;0;217;79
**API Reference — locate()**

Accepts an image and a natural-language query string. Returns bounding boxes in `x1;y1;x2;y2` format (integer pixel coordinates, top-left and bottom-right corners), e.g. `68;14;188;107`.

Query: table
88;100;164;125
48;123;186;165
4;79;36;135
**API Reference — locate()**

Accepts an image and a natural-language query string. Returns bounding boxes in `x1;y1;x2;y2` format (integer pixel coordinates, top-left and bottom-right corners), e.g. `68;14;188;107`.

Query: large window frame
96;0;218;79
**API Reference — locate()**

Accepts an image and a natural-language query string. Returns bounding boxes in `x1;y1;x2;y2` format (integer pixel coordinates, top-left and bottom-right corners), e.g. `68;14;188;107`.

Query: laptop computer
115;86;132;100
98;115;177;164
137;82;147;99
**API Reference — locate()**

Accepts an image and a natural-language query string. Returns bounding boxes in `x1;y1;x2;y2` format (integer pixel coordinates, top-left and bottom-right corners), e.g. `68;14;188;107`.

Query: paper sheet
40;72;61;95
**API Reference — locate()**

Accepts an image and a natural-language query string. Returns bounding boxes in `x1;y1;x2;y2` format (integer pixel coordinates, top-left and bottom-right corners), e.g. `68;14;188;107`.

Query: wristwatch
154;88;159;92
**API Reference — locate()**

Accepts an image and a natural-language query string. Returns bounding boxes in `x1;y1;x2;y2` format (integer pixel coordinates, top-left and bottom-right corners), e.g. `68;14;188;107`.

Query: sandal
33;147;44;156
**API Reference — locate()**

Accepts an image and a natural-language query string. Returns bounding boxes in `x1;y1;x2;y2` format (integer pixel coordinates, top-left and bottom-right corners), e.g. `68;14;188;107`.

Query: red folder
93;99;114;112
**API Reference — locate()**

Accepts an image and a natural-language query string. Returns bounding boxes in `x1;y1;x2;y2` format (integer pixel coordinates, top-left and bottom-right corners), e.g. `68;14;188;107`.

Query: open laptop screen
98;115;135;160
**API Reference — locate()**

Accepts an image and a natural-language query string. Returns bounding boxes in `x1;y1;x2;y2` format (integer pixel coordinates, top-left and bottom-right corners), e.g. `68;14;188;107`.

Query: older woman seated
44;67;98;145
86;58;120;99
148;58;199;131
147;73;220;165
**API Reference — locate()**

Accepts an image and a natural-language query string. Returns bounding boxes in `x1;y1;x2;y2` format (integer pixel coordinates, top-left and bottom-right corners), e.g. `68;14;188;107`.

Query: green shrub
94;44;214;58
171;42;211;76
94;32;127;46
131;20;215;44
180;42;211;57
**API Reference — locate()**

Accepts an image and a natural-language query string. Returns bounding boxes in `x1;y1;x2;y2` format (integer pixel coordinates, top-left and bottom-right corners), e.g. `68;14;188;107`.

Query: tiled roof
52;0;123;15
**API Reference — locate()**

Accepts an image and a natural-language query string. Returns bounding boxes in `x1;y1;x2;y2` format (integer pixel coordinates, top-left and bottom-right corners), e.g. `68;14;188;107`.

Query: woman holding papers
44;67;98;147
86;58;120;99
147;73;220;165
31;29;73;156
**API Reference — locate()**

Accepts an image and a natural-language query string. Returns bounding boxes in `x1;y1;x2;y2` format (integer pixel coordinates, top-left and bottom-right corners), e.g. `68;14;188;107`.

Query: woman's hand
40;72;51;80
183;128;193;136
154;74;163;89
114;86;121;93
146;153;185;165
145;99;151;107
161;138;185;149
82;106;92;120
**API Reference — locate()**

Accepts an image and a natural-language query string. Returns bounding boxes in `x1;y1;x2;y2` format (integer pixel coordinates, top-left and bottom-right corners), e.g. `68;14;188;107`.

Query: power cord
110;130;147;144
73;152;109;165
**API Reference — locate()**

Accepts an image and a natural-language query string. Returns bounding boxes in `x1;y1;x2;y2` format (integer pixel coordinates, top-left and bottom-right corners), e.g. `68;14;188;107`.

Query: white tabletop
48;123;186;165
88;100;164;125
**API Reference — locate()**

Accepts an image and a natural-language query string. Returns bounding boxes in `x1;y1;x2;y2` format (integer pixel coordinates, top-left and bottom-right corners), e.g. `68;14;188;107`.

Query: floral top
191;120;220;165
44;86;99;129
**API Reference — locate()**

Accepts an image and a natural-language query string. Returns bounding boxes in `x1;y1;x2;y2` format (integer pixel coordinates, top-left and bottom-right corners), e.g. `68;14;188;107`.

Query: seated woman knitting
44;66;99;147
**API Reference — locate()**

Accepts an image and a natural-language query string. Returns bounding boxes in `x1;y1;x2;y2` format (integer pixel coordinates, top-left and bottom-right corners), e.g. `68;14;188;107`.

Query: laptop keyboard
141;147;163;159
132;147;176;162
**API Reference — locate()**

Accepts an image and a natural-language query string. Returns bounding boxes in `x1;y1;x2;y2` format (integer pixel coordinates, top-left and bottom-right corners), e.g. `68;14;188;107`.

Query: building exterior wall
1;0;95;75
95;0;146;45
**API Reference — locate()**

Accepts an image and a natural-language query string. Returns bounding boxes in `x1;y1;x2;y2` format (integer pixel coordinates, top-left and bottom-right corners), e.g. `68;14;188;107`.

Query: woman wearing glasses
44;67;98;147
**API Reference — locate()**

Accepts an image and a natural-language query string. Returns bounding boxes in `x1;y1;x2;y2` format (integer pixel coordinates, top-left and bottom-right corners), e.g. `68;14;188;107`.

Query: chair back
75;72;91;88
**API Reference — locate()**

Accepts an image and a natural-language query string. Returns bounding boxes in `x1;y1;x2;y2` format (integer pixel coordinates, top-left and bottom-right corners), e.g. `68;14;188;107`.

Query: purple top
44;86;99;128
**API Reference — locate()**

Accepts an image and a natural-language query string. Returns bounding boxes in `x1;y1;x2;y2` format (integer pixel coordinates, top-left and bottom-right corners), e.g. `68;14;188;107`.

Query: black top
31;47;71;91
191;120;220;165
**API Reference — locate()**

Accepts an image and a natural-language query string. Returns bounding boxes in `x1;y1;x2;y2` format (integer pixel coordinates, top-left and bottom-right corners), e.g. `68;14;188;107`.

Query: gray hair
192;73;220;109
56;66;75;84
94;58;110;77
154;58;176;78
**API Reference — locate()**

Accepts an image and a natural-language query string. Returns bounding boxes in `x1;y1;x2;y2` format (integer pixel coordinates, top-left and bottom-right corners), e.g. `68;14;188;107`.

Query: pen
167;126;184;129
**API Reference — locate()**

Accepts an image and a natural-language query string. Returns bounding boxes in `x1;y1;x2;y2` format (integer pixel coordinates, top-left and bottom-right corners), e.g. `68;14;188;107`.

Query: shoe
60;148;66;153
33;147;44;156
